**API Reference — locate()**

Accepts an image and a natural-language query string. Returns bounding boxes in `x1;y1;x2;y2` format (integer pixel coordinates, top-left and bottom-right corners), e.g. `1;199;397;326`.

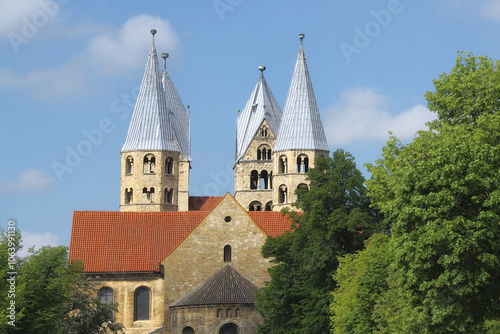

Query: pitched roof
236;68;282;161
161;53;191;161
121;31;179;153
274;34;329;152
189;196;224;211
249;211;294;237
170;265;259;307
69;211;207;273
69;200;293;274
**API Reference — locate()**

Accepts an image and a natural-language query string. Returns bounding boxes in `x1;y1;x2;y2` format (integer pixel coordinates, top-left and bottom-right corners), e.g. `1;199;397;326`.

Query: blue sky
1;0;500;253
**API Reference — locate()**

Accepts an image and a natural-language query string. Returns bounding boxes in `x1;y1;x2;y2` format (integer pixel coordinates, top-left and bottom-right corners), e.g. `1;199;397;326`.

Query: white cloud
323;87;437;145
18;231;60;257
0;0;40;35
0;169;55;193
0;14;179;100
89;14;179;74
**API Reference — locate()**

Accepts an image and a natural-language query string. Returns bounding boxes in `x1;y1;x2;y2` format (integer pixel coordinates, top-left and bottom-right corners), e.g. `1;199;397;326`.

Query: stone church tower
120;30;191;212
235;34;329;211
234;66;282;211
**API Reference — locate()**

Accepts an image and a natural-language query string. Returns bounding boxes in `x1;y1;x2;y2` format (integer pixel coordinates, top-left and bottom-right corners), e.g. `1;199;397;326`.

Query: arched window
134;286;150;321
143;154;155;173
297;154;309;173
265;201;272;211
224;245;231;262
296;183;309;201
279;155;287;174
219;323;239;334
125;156;133;175
257;145;271;161
249;201;262;212
165;157;174;175
278;185;287;204
143;187;154;202
182;327;195;334
250;170;258;189
260;170;269;189
98;287;113;304
125;188;133;204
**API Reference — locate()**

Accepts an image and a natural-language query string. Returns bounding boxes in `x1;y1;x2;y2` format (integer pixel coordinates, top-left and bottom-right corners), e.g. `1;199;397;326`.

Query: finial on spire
258;65;266;77
150;29;157;49
161;52;169;67
299;33;305;46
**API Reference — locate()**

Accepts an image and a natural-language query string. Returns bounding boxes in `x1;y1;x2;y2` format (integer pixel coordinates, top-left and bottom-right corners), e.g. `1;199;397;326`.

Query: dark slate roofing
170;265;259;307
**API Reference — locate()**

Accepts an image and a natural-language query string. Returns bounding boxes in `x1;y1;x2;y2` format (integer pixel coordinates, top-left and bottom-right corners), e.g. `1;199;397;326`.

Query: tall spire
161;52;191;161
236;65;282;161
121;29;179;153
274;33;329;152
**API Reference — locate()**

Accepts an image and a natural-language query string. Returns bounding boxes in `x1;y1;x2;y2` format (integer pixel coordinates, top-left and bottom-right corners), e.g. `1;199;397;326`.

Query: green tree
331;233;392;334
366;113;500;332
257;149;377;333
0;234;123;334
0;227;22;333
425;51;500;125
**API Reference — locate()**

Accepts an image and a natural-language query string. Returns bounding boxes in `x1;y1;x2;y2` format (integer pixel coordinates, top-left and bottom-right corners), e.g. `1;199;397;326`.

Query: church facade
68;30;329;334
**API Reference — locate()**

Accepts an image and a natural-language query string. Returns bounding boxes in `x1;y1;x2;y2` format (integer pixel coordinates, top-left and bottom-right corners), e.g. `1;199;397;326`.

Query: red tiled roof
189;196;224;211
249;211;293;237
69;203;294;273
69;211;208;273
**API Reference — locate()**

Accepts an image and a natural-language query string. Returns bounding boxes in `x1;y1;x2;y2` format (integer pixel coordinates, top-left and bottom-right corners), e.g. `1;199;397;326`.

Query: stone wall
92;273;164;334
161;195;272;333
170;304;261;334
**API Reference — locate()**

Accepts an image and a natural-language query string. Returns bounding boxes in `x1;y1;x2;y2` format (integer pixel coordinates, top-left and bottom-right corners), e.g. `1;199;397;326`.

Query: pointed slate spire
274;34;329;152
236;65;282;161
121;29;179;153
161;52;191;161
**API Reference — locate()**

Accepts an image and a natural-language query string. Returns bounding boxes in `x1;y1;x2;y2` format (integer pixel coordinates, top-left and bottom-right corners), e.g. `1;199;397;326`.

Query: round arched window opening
219;323;239;334
182;327;195;334
224;216;232;223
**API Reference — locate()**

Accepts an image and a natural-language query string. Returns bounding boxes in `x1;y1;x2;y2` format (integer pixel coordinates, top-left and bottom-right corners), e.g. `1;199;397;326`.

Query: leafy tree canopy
257;149;378;334
331;233;393;334
425;51;500;126
366;113;500;332
0;231;123;334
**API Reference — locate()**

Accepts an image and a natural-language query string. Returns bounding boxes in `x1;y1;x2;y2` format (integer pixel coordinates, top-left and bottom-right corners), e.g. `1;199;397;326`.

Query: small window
143;154;155;173
125;156;134;175
182;327;195;334
279;185;287;204
165;157;174;175
250;170;258;189
224;245;231;262
279;155;287;174
98;287;113;304
125;188;133;204
134;286;150;321
224;216;232;223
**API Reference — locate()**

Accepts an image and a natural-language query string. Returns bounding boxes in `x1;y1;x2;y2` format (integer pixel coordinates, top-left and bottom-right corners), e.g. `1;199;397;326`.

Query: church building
68;30;329;334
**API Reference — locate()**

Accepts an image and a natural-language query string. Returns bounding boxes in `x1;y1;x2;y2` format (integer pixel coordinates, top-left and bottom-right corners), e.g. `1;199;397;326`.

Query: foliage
0;231;122;334
331;233;392;334
425;51;500;126
257;149;377;334
366;113;500;332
